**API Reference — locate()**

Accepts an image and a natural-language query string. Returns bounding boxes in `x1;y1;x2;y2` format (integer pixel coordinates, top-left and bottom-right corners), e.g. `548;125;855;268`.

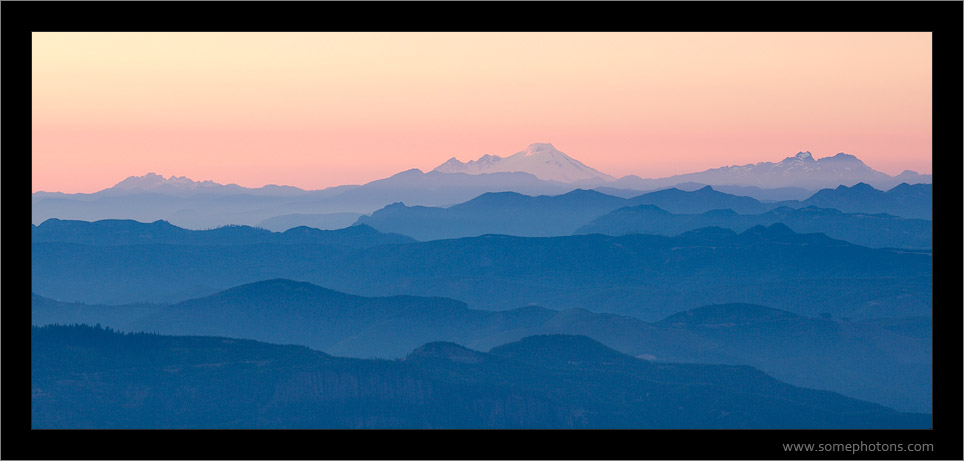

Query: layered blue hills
32;280;931;412
31;149;931;230
32;221;931;320
32;219;414;248
576;204;931;249
29;176;933;428
798;182;931;219
355;186;773;240
353;184;929;247
627;185;770;214
356;189;627;240
29;145;934;434
32;324;930;429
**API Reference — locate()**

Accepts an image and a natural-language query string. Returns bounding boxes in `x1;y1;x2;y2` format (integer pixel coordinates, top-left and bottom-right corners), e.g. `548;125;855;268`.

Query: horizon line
32;147;932;194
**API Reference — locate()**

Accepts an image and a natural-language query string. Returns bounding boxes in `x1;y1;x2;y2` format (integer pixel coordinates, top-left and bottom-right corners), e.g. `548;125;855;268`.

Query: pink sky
32;32;932;193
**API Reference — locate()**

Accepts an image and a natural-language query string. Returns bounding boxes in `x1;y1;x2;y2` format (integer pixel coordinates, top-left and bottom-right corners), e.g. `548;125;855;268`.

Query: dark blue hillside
32;219;414;248
31;325;931;429
576;204;931;249
356;189;628;240
32;224;932;320
797;182;931;219
627;185;770;214
33;280;931;413
355;186;790;241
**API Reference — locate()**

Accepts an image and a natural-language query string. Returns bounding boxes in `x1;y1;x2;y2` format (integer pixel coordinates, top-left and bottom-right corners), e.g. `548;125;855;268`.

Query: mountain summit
611;151;931;191
107;173;250;195
113;173;220;190
433;143;616;184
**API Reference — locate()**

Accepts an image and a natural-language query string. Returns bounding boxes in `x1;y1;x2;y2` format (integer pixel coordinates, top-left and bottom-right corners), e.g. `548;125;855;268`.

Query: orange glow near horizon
33;32;931;193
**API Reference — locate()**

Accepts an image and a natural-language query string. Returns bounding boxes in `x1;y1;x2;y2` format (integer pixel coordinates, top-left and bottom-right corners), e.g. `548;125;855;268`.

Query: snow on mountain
693;151;900;189
433;143;616;184
610;152;929;191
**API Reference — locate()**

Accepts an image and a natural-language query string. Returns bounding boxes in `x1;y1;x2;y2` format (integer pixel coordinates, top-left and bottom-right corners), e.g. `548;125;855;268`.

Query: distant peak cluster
93;144;929;197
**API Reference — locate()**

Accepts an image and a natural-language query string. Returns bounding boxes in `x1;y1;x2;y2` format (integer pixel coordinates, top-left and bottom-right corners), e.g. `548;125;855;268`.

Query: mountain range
797;182;932;219
32;219;414;248
31;169;573;230
436;145;930;190
355;189;628;240
31;279;931;412
32;221;931;320
257;212;365;232
32;324;930;428
610;151;931;191
32;144;930;229
29;142;933;431
575;204;931;249
354;185;930;248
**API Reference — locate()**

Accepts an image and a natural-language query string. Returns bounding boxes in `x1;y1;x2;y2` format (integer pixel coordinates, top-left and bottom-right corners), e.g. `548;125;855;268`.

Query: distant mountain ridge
85;172;317;197
32;169;574;229
611;151;931;191
355;183;930;245
32;223;932;320
629;185;769;214
355;189;628;240
431;144;929;191
354;185;775;241
257;212;364;232
32;219;415;248
799;182;932;219
33;146;928;228
576;203;932;249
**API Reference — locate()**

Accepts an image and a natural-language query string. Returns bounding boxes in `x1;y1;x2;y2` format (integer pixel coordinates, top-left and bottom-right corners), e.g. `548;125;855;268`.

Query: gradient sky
33;32;932;193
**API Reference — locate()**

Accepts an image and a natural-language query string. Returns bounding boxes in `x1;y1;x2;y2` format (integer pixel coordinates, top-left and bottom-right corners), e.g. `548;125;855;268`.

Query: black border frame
5;1;962;459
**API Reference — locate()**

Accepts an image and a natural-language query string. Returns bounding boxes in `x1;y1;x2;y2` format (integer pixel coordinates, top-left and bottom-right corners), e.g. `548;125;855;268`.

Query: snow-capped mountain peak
517;143;557;157
432;143;615;184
